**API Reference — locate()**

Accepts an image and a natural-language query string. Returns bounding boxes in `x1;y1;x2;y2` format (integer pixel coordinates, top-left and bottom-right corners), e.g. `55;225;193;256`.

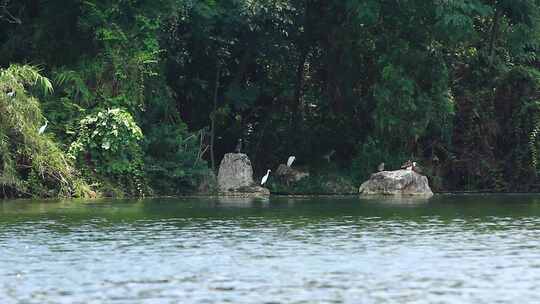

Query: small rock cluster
217;152;434;198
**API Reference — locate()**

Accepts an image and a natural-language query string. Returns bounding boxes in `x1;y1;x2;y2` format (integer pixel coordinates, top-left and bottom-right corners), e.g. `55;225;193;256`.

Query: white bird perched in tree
7;91;15;98
38;121;48;135
287;156;296;167
260;169;271;186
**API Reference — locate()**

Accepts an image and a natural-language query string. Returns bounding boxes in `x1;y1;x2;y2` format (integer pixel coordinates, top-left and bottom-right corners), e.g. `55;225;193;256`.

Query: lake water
1;195;540;303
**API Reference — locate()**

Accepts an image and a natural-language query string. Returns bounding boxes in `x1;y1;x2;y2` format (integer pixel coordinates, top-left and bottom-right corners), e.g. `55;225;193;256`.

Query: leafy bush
69;108;145;195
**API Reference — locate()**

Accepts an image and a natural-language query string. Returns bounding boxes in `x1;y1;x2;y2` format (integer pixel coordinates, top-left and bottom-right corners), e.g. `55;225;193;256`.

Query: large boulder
217;153;270;197
359;169;433;196
217;153;254;192
275;164;309;183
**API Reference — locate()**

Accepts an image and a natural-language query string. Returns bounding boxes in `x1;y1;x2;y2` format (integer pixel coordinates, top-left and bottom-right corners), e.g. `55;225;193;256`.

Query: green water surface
1;195;540;303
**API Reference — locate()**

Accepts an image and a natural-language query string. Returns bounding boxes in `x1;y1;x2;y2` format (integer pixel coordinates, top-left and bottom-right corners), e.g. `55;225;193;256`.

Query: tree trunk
488;8;502;66
292;48;309;122
210;65;220;172
232;49;250;85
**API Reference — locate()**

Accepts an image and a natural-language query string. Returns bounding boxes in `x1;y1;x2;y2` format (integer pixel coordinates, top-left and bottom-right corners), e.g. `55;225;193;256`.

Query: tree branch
0;0;22;24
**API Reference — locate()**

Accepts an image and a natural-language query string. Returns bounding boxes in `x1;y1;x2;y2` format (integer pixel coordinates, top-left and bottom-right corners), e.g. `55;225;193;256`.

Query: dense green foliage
69;108;145;195
1;0;540;197
0;65;89;197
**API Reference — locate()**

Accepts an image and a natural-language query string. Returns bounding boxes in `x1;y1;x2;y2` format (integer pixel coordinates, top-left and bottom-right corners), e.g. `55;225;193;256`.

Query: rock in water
217;153;270;197
359;169;433;196
217;153;254;192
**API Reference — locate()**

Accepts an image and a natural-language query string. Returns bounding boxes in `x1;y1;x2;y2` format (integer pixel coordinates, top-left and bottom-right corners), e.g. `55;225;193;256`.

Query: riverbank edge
4;191;540;202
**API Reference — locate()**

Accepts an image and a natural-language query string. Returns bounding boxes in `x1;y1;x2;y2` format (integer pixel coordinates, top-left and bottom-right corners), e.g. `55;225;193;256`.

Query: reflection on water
1;195;540;303
360;195;432;205
216;196;270;207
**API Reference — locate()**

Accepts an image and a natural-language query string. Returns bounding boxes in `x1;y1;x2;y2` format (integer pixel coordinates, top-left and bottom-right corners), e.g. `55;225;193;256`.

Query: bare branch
0;0;22;24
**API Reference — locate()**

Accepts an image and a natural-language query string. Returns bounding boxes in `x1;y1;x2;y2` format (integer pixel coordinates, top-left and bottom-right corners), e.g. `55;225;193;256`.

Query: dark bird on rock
235;139;242;153
400;160;412;170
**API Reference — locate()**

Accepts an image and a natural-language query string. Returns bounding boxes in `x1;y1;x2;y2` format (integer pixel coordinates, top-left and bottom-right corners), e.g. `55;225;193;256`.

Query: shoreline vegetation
5;192;540;204
1;1;540;199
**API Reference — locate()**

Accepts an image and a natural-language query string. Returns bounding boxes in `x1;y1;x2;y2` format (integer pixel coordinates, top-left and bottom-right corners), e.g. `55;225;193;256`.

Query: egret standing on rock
38;121;48;135
261;169;271;186
377;162;385;172
287;156;296;167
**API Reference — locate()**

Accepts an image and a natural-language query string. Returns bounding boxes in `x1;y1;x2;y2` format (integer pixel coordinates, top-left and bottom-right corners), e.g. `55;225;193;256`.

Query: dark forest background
1;0;540;197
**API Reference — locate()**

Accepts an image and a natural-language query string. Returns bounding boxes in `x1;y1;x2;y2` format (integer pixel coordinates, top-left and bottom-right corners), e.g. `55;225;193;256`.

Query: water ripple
2;196;540;303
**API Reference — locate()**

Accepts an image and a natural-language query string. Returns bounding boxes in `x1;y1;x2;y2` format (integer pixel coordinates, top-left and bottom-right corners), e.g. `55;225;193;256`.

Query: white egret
7;91;15;98
377;162;385;172
38;121;48;135
287;156;296;167
260;169;271;186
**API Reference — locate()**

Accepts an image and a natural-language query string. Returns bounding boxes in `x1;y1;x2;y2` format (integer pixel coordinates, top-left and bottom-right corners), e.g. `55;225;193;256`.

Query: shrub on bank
0;65;90;198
